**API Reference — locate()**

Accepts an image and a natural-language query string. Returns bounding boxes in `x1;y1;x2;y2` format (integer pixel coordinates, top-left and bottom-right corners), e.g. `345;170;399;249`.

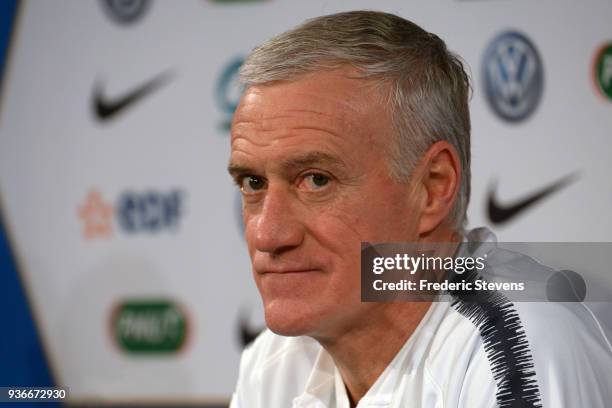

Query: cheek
243;213;258;258
321;186;418;244
306;217;362;299
307;210;365;275
322;199;388;240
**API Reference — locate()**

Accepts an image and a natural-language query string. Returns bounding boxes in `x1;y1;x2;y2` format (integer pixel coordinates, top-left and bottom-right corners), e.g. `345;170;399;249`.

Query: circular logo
593;42;612;101
216;57;245;131
482;31;544;122
101;0;152;25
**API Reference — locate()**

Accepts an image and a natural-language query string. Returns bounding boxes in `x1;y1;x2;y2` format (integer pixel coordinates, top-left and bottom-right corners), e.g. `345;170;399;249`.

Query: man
227;11;611;407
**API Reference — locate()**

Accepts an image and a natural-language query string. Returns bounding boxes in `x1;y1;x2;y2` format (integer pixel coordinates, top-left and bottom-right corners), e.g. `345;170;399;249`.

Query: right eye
240;176;267;194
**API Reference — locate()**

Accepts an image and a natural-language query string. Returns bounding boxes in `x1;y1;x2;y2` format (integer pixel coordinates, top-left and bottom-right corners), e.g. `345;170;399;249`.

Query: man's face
229;69;423;339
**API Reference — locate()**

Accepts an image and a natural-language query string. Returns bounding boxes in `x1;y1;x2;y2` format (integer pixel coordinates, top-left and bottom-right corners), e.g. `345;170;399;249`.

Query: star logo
78;189;114;239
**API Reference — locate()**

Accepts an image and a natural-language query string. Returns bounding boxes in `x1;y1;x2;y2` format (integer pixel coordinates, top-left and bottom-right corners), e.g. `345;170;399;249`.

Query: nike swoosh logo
238;312;265;348
487;173;579;225
92;70;173;121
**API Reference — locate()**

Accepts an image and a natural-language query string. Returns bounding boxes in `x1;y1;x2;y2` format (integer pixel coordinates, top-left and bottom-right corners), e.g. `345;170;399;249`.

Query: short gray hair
239;10;471;230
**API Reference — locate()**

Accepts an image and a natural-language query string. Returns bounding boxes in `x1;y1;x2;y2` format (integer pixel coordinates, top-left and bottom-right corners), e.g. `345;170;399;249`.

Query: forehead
230;69;390;151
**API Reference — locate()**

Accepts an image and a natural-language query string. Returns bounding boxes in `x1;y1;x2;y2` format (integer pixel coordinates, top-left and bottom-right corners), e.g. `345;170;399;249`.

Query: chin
263;299;322;337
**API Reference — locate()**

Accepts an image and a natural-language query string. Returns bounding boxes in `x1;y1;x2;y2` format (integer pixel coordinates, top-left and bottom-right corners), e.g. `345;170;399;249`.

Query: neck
315;227;460;405
317;302;432;405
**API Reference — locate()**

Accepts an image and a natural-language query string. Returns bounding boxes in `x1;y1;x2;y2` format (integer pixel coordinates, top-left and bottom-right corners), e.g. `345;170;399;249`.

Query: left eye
302;173;330;190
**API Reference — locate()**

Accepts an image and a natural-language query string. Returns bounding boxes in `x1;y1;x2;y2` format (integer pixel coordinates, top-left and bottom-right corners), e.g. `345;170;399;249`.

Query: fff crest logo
78;188;185;240
216;56;245;131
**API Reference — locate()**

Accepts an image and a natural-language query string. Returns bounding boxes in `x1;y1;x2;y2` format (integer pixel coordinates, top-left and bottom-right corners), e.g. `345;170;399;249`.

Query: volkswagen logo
482;31;544;122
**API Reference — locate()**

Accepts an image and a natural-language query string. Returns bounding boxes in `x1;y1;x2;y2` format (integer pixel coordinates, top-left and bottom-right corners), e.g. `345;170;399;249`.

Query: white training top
230;229;612;407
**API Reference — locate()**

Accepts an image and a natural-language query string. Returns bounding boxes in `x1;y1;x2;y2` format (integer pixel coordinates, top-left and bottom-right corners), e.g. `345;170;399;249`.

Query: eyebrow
227;151;347;178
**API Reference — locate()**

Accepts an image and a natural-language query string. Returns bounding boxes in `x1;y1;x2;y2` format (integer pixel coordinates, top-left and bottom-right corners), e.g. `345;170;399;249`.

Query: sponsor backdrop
0;0;611;405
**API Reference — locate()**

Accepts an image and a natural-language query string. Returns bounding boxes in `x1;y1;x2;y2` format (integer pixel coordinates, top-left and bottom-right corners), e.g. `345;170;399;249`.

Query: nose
251;185;304;256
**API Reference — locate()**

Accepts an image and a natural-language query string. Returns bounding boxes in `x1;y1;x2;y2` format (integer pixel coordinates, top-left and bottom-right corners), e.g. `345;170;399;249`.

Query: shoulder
437;296;612;407
515;301;611;352
515;301;612;405
444;231;612;406
486;245;612;404
515;302;612;372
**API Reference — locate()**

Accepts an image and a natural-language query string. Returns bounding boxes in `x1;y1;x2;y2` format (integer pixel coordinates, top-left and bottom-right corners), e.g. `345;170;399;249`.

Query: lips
253;257;323;275
258;269;324;295
253;257;329;299
258;268;320;275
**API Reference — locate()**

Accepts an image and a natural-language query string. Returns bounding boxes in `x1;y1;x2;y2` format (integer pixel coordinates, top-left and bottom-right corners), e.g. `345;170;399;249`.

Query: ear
415;141;461;235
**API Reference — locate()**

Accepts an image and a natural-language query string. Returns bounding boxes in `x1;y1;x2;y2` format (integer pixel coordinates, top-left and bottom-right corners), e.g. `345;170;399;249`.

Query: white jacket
231;230;612;407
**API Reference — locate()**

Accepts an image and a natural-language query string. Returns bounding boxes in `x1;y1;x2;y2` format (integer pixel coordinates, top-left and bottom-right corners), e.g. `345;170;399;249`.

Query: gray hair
239;10;471;230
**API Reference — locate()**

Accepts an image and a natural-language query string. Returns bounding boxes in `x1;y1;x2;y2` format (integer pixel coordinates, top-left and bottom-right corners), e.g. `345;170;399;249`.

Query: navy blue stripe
0;0;18;104
0;205;56;388
449;268;542;408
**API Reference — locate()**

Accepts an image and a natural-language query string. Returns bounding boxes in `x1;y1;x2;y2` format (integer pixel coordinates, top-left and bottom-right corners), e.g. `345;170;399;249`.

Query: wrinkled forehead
231;69;390;144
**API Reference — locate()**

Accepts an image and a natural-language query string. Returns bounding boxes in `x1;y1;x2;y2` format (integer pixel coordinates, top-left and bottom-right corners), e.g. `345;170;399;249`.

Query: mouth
259;269;320;275
258;269;324;296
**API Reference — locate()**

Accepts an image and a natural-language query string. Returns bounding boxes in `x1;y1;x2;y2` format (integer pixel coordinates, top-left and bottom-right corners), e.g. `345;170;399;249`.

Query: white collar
293;301;450;407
